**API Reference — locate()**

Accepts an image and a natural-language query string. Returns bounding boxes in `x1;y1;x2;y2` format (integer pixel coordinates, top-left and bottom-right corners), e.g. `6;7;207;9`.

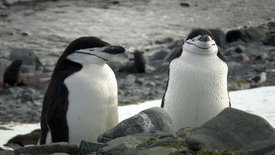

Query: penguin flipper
41;84;69;144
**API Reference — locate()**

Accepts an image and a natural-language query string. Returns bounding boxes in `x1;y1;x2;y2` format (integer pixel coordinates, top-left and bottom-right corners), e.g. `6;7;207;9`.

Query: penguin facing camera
161;29;230;131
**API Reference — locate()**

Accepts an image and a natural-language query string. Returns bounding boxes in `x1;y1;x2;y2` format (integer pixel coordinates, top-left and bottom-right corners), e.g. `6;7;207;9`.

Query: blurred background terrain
0;0;275;124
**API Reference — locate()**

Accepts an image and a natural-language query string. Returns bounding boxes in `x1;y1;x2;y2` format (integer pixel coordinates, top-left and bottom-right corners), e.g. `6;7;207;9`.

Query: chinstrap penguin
3;59;24;88
40;37;125;145
161;29;230;131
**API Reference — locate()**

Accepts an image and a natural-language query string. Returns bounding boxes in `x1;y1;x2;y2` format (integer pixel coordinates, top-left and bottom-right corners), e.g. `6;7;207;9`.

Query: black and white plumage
250;72;267;83
161;29;230;131
40;37;125;145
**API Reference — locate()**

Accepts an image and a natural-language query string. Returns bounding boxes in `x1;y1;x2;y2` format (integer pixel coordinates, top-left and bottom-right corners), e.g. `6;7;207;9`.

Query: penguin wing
40;82;69;144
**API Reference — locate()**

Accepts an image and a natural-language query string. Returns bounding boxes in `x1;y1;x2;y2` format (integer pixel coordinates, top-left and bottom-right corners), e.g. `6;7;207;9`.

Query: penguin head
183;29;218;55
63;37;125;65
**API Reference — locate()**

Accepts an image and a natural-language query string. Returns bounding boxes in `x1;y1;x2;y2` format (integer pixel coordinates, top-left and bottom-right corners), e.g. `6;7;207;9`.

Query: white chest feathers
163;52;230;131
64;64;118;145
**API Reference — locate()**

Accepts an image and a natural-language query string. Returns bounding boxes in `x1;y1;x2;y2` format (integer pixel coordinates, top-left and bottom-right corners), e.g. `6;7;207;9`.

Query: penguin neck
82;57;107;67
179;50;214;61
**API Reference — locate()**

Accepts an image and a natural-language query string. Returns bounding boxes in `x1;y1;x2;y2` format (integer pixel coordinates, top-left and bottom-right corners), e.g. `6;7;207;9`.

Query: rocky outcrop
9;48;42;73
185;108;275;154
98;107;174;143
2;107;275;154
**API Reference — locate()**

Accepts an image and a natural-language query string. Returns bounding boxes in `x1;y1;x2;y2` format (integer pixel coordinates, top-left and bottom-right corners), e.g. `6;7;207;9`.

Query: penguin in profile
40;37;125;145
3;59;24;88
161;29;230;131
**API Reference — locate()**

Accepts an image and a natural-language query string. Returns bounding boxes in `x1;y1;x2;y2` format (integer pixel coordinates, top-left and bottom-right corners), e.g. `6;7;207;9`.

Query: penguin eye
192;39;194;42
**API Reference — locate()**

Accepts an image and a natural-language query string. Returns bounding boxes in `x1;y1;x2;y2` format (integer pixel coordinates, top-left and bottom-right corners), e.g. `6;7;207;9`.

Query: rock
186;108;275;153
149;50;169;61
0;150;13;155
9;48;42;73
124;74;136;85
14;142;78;155
155;37;174;44
164;46;182;62
13;105;29;115
98;132;174;154
234;44;247;53
2;0;18;5
98;134;143;153
98;107;174;143
79;140;104;155
228;62;256;76
145;137;182;148
226;27;267;43
245;43;269;56
180;2;190;7
167;40;183;49
208;29;226;47
125;146;177;155
4;129;40;149
107;61;123;72
0;58;11;83
263;34;275;46
111;0;120;5
227;55;246;62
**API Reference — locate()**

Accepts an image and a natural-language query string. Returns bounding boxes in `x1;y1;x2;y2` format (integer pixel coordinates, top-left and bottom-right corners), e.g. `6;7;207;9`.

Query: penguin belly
164;55;229;131
64;64;118;145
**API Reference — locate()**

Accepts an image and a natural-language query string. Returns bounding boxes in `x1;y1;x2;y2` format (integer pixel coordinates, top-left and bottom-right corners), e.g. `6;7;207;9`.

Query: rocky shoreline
1;107;275;154
1;0;275;154
1;21;275;124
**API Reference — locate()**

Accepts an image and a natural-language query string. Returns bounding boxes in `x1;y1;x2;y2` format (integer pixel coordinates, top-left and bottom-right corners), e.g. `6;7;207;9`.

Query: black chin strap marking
75;51;108;62
186;41;216;49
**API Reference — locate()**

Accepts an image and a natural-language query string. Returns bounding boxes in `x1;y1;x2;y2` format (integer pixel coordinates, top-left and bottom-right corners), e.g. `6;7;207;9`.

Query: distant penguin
161;29;230;131
133;50;146;73
118;50;146;73
40;37;125;145
250;72;268;83
3;59;24;88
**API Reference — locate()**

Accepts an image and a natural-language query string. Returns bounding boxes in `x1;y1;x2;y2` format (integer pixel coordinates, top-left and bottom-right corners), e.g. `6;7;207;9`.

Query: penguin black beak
198;35;211;42
103;46;125;55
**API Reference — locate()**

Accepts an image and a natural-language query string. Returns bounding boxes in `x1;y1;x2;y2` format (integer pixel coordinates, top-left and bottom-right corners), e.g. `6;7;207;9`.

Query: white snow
1;86;275;148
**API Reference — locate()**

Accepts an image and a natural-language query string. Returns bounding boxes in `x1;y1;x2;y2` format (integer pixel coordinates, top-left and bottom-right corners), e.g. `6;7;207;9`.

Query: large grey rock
98;107;174;143
186;108;275;153
0;58;11;82
9;48;42;73
14;142;78;155
0;150;13;155
226;27;267;43
263;34;275;46
150;50;169;61
98;132;174;154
